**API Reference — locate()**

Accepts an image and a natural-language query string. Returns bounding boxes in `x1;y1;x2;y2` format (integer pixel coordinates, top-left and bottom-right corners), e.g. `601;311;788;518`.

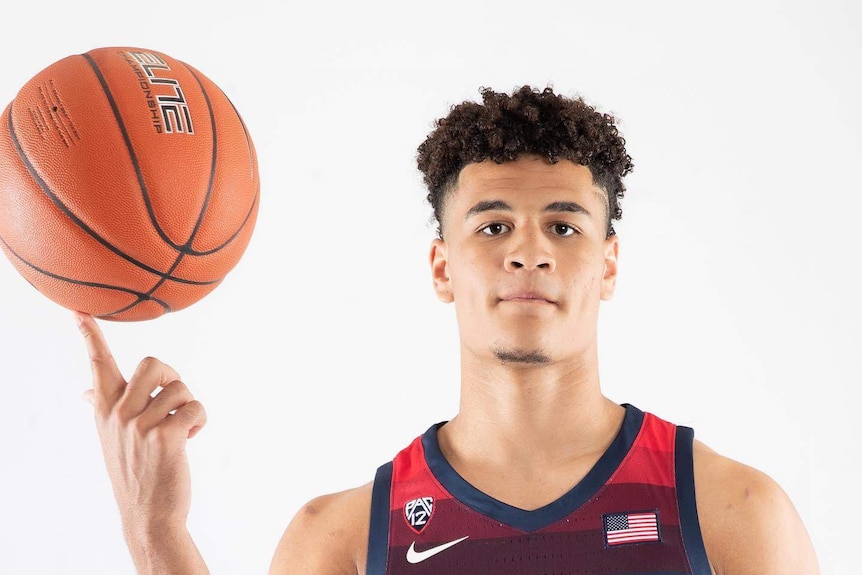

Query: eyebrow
463;200;593;220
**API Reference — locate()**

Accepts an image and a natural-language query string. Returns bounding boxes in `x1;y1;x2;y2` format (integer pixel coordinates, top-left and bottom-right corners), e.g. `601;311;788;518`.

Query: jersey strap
675;425;711;573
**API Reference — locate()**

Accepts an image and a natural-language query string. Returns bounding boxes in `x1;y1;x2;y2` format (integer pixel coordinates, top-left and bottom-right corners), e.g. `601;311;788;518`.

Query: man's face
430;155;618;365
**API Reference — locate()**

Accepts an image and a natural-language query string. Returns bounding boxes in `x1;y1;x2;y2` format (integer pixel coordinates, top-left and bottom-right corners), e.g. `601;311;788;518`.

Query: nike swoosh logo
406;535;469;564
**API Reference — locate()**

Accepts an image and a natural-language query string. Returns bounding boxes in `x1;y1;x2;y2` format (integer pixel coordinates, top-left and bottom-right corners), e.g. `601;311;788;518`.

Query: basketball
0;46;259;321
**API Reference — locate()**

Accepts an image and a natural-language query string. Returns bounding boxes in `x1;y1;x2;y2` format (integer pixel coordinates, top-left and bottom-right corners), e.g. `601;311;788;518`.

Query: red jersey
366;403;711;574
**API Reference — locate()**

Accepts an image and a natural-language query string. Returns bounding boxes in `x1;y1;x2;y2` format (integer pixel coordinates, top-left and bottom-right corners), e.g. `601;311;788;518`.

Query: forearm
123;525;210;575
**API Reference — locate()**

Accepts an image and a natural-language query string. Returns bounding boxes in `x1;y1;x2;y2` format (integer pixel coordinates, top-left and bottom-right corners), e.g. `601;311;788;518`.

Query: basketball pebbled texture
0;46;259;321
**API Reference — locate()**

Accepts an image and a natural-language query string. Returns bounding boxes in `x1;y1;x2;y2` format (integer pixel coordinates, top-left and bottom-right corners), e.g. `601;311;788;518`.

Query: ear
430;238;454;303
600;234;619;301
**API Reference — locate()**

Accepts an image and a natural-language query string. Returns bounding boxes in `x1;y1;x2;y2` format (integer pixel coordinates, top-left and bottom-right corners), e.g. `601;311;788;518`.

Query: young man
79;86;820;574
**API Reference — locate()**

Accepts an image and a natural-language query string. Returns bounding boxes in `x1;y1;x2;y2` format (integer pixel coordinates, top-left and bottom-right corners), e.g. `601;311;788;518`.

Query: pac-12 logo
124;51;194;135
404;496;433;533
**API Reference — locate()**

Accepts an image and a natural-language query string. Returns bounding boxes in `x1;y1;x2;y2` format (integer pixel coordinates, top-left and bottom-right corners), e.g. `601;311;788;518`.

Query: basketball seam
0;234;171;315
127;60;222;312
185;188;259;256
177;61;258;257
82;52;185;253
116;61;257;320
177;62;217;251
102;58;243;319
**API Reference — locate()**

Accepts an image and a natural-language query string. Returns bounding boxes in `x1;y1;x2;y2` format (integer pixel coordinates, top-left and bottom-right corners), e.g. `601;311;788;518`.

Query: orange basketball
0;47;259;321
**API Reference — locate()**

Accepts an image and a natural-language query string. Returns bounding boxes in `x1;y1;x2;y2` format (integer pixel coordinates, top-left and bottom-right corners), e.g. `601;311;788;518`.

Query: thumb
82;389;94;405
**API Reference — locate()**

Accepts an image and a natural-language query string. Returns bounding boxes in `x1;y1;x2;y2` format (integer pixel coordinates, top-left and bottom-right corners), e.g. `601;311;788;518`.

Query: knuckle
179;400;205;422
81;330;98;347
138;356;160;372
89;354;110;372
156;380;190;402
165;378;189;393
186;399;205;413
114;397;137;424
130;417;148;438
150;424;175;445
146;427;164;446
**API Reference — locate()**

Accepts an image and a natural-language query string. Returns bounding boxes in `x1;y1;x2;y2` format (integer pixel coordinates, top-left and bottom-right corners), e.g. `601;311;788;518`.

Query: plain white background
0;1;858;573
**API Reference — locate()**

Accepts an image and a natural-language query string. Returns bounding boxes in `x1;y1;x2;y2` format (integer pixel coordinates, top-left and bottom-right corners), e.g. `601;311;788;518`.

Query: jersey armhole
675;426;713;575
366;461;393;575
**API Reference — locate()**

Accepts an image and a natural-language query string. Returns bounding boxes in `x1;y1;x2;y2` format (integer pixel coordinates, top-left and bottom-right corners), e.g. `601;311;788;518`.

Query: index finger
74;311;125;399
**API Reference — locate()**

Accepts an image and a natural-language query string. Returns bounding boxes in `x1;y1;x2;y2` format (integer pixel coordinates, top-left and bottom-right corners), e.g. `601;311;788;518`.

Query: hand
77;311;207;534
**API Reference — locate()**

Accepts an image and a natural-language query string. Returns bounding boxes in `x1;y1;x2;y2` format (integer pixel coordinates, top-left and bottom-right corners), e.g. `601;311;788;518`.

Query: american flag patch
603;510;661;547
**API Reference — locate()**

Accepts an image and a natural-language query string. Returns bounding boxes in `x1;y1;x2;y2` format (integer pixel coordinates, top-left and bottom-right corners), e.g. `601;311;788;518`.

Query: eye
550;223;578;236
480;223;511;236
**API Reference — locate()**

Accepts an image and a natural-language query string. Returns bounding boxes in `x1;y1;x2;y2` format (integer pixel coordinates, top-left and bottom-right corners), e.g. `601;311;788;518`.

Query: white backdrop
0;1;858;573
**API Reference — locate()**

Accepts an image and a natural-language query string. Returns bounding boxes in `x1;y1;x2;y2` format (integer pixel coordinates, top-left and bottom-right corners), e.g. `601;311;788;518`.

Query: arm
123;526;209;575
77;312;209;574
269;484;372;575
78;310;369;575
694;440;820;575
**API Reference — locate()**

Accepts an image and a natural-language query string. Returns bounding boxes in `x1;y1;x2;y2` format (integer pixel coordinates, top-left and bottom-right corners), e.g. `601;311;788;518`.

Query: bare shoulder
268;481;374;575
692;439;820;575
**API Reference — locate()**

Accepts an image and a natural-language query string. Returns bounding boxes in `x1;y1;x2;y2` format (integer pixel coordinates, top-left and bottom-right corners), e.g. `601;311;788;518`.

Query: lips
499;291;556;304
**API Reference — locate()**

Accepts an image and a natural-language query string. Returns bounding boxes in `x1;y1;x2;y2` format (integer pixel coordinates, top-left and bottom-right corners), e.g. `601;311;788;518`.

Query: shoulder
268;481;374;575
691;439;820;575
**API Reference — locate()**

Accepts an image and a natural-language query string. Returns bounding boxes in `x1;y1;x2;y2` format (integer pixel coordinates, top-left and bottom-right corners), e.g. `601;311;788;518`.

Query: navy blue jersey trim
366;461;393;575
422;403;645;533
675;426;712;575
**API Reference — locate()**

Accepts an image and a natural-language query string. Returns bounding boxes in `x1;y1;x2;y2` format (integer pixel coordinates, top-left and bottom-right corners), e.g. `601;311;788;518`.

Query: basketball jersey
365;403;712;575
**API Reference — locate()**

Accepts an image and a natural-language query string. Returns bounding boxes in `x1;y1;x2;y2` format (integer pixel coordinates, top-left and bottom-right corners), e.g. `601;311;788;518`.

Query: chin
492;346;552;365
489;334;554;363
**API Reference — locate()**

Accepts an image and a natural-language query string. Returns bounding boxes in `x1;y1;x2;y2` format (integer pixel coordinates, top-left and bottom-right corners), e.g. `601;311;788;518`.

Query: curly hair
416;85;634;239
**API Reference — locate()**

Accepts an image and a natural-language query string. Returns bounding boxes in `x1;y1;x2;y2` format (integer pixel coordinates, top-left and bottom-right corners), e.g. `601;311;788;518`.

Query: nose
504;227;556;273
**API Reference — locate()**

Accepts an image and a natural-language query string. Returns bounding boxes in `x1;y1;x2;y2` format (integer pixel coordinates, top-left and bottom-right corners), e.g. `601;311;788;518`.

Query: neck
441;340;623;467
